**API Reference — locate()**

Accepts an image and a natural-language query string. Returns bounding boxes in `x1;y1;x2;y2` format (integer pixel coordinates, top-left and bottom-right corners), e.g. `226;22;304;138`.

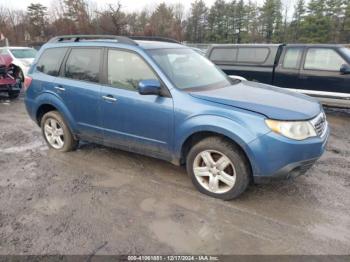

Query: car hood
189;81;321;120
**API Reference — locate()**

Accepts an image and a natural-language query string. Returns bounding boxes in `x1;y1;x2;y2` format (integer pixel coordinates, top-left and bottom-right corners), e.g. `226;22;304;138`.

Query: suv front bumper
248;126;329;183
253;158;317;183
0;79;21;92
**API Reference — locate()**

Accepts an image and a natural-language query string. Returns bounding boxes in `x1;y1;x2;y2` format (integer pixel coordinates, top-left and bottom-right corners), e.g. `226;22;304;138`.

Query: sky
1;0;296;13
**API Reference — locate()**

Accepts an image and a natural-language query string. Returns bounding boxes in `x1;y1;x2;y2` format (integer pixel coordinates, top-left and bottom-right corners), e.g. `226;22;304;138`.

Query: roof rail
129;36;181;44
48;35;138;46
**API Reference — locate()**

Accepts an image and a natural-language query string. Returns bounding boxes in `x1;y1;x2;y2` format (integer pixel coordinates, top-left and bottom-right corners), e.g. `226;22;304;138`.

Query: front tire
186;136;251;200
41;111;78;152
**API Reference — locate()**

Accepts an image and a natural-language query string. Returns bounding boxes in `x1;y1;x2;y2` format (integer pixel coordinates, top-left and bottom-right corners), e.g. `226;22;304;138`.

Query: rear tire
41;111;79;152
186;136;250;200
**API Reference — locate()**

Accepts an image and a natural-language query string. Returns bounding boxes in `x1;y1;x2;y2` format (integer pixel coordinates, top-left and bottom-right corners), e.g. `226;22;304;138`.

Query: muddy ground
0;94;349;255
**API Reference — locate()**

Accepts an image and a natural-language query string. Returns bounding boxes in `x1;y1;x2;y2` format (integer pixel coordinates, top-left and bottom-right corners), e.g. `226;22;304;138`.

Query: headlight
265;119;317;140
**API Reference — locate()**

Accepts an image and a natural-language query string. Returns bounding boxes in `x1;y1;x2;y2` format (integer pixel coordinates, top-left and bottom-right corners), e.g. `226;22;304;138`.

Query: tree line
0;0;349;46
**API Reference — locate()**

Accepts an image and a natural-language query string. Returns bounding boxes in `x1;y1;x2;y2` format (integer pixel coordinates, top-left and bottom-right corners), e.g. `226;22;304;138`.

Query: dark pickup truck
207;44;350;108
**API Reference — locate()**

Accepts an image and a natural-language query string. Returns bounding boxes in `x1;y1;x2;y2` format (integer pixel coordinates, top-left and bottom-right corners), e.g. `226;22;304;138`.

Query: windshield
10;48;37;59
341;47;350;60
148;48;232;90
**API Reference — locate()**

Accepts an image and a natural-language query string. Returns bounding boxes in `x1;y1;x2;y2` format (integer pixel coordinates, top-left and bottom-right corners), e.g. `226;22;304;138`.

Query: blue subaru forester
24;35;329;200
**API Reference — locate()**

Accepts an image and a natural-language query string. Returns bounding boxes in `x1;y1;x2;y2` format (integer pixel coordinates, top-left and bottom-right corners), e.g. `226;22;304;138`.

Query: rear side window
64;48;101;83
210;48;237;62
237;48;269;63
304;48;345;71
36;48;67;76
283;48;303;69
210;47;269;64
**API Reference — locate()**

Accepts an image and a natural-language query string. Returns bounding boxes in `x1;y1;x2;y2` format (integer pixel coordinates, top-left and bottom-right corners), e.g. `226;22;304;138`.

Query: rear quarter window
237;47;269;63
209;47;237;62
36;48;67;76
283;48;303;69
209;47;270;64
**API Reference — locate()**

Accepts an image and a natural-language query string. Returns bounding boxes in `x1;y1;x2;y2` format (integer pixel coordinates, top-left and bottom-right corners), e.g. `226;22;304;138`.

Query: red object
24;76;32;91
0;78;16;85
0;54;13;68
0;54;19;88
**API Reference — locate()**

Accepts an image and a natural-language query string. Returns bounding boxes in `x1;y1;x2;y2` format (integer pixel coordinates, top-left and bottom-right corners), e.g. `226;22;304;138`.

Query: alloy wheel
193;150;236;194
44;118;65;149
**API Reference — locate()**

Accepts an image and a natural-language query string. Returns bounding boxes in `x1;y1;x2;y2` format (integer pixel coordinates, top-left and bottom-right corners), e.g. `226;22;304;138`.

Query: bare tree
1;0;349;46
149;3;175;37
63;0;93;33
3;8;27;44
27;3;48;41
96;2;127;35
172;3;185;41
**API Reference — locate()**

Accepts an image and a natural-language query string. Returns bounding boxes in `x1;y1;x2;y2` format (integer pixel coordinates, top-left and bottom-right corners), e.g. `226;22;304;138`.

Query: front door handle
54;86;65;91
102;95;117;102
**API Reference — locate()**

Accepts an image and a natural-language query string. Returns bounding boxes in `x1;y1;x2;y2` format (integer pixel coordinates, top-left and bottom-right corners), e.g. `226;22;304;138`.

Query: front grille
310;112;327;137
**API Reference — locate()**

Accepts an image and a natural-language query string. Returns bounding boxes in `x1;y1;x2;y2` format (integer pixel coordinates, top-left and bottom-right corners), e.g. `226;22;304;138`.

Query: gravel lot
0;94;349;255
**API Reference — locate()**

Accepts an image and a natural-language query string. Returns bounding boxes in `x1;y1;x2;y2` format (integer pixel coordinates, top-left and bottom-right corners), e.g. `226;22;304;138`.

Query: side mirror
138;79;161;95
340;64;350;75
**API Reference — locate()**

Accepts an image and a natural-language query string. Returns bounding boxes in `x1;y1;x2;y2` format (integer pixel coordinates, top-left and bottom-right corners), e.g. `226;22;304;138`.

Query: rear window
237;48;269;63
36;48;67;76
209;47;269;64
64;48;101;83
0;49;9;55
10;48;37;59
210;48;237;62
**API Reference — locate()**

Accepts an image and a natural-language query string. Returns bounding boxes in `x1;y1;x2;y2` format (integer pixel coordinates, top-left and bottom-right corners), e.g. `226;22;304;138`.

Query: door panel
100;87;173;156
298;70;348;93
274;47;303;89
100;48;174;159
56;48;103;140
34;47;68;96
299;48;349;94
55;78;102;140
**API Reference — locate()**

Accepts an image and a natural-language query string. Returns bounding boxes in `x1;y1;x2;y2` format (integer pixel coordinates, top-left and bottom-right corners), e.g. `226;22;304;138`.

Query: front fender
32;92;78;133
175;115;256;151
174;114;267;173
175;115;257;152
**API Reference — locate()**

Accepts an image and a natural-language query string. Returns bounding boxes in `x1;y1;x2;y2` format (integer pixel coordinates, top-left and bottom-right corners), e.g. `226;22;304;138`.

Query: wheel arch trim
174;115;261;175
33;92;78;134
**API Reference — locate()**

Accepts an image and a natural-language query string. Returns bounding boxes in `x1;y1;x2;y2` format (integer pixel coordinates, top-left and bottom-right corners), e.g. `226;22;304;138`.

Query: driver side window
107;49;158;91
304;48;345;71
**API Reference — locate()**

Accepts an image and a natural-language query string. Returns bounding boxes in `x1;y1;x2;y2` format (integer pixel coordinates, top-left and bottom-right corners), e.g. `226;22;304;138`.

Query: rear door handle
102;95;117;102
54;86;65;91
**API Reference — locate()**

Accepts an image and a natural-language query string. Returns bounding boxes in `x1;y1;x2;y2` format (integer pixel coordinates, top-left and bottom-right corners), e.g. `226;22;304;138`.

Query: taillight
23;76;32;91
